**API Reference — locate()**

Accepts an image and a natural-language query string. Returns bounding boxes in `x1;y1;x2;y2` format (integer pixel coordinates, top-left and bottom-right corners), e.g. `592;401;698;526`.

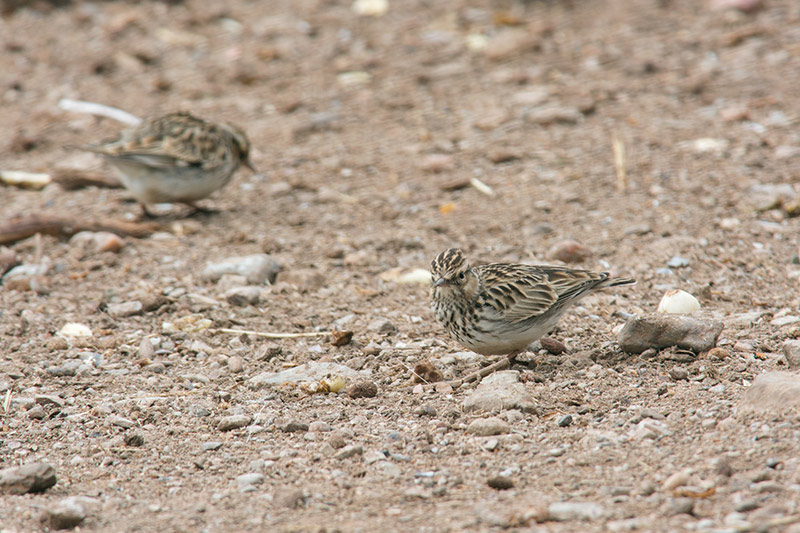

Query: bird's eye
458;272;465;281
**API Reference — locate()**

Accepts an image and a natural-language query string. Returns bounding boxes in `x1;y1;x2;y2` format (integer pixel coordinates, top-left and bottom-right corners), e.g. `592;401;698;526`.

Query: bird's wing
85;112;227;169
538;266;607;300
477;264;559;323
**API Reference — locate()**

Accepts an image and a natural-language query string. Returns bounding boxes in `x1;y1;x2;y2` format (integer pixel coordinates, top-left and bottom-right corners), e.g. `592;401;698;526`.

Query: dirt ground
2;0;800;531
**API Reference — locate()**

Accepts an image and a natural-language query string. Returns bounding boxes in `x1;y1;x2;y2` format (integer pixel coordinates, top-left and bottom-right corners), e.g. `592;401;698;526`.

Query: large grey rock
248;362;368;388
202;254;280;284
617;313;723;354
463;371;532;413
739;372;800;413
0;462;56;494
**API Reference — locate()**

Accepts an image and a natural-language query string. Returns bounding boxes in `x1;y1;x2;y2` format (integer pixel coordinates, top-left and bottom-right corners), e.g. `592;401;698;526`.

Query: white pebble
352;0;388;16
657;290;701;314
397;268;431;285
58;323;93;338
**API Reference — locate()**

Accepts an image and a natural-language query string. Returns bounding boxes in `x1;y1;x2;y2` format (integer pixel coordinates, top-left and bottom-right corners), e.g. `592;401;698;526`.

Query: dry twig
51;168;122;191
213;328;332;339
58;98;141;126
469;177;496;197
0;214;161;245
612;134;627;194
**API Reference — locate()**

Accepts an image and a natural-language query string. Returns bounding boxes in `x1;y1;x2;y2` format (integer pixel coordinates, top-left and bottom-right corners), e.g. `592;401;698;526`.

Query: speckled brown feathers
83;112;253;210
430;248;635;356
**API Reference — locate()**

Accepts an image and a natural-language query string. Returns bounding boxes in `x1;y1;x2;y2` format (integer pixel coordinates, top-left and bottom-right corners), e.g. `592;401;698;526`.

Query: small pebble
662;469;692;490
108;415;135;429
227;356;244;373
412;362;443;384
218;415;252;431
275;488;307;508
348;380;378;399
467;417;510;436
547;501;605;521
525;106;583;125
707;347;730;359
308;421;332;432
107;300;143;318
547;240;592;263
27;405;46;419
419;154;454;173
48;497;88;529
487;476;514;490
665;498;694;516
335;445;363;460
669;367;689;381
0;462;57;494
434;382;454;394
710;0;762;12
657;290;700;314
35;395;65;408
541;337;567;355
236;472;264;492
123;432;145;447
225;286;261;306
557;414;573;427
666;256;690;268
282;421;309;433
201;254;280;284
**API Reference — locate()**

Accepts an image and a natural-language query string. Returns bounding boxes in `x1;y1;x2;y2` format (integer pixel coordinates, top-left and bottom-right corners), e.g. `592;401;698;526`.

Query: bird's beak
243;157;257;173
434;278;447;287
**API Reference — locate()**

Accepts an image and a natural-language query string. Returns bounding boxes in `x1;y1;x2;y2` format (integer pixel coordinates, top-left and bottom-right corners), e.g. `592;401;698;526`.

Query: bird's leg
447;349;521;390
183;202;220;217
139;203;158;220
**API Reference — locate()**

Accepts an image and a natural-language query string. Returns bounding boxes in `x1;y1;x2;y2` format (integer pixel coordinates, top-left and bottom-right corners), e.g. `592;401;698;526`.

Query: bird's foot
184;202;221;217
445;350;521;391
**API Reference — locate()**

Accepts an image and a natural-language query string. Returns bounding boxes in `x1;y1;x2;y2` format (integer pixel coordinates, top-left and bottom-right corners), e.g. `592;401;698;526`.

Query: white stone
58;323;93;338
657;290;701;314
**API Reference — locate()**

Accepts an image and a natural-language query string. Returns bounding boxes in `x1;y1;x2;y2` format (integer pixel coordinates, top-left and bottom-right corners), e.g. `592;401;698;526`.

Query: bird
82;111;254;216
430;248;635;385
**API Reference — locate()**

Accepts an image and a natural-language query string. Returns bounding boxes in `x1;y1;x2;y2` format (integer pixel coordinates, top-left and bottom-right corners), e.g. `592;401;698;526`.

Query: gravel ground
2;0;800;531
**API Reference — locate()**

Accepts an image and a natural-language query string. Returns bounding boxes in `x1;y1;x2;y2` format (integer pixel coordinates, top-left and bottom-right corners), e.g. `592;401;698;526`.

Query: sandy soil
2;0;800;531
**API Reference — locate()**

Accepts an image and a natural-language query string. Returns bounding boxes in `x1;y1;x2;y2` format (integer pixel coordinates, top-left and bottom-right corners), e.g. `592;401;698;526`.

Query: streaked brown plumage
83;112;254;214
430;248;635;359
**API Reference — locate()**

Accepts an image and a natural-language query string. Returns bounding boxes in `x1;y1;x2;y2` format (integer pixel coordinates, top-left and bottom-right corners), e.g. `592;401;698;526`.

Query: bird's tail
598;275;636;288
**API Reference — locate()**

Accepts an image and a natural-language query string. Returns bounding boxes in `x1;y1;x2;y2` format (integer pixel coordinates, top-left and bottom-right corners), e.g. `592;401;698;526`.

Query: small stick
735;514;800;532
33;232;43;265
469;177;496;197
421;350;520;392
51;168;122;191
213;328;332;339
0;214;161;245
58;98;142;126
447;351;518;390
612;134;627;194
3;388;12;413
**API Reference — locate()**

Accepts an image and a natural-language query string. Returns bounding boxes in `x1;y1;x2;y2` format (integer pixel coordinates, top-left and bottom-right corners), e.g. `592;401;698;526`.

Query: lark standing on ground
82;111;254;216
430;248;635;386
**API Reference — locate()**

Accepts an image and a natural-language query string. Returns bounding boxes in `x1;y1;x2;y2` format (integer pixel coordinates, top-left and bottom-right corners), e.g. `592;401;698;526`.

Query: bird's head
430;248;479;300
223;122;256;172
